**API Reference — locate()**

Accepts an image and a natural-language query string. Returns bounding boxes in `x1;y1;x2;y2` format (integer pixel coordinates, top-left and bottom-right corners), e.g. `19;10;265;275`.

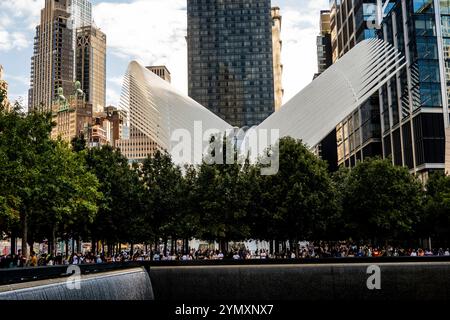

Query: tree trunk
76;238;81;254
27;241;34;266
92;239;96;255
269;240;274;255
52;226;56;256
65;240;69;257
219;239;228;254
21;213;28;258
11;233;16;255
289;240;294;253
71;238;75;255
130;243;134;258
171;238;175;255
185;238;189;254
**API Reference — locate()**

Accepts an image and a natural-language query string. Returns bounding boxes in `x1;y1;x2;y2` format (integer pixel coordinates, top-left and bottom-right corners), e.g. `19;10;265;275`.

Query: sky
0;0;329;108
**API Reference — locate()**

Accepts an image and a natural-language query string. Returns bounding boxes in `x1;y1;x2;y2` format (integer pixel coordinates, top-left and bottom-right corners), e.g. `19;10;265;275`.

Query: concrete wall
149;262;450;300
1;261;450;300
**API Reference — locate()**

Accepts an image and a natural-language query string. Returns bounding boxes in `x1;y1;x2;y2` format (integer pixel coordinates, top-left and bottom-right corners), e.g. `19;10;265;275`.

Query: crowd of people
1;241;450;268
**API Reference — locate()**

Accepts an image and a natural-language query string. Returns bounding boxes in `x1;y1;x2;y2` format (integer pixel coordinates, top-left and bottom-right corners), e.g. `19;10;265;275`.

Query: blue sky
0;0;329;108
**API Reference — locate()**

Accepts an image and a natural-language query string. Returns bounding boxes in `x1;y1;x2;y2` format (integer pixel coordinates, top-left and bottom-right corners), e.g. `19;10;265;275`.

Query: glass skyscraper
314;10;338;172
317;10;333;76
187;0;276;128
69;0;93;78
328;0;386;168
379;0;450;180
76;26;107;113
29;0;92;111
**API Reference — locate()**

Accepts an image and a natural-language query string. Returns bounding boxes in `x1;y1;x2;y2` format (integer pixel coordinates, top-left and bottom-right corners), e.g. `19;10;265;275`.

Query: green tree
85;145;143;252
258;137;338;251
194;136;254;252
0;104;101;255
0;151;20;236
71;134;87;152
33;140;102;254
423;172;450;242
0;106;54;257
340;158;424;241
141;151;184;250
176;165;200;252
0;86;6;109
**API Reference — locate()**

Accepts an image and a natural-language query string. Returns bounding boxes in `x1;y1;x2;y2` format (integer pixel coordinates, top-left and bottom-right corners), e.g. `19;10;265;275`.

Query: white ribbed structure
257;38;406;148
120;61;232;163
120;39;405;164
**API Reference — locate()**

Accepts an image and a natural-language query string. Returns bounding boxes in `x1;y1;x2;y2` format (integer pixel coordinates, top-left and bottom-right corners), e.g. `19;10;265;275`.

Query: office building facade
120;41;403;166
51;87;93;143
187;0;277;127
379;0;450;180
89;106;124;148
68;0;92;74
329;0;386;167
76;26;107;113
316;10;333;75
29;0;93;111
272;6;283;111
146;66;171;83
313;10;338;171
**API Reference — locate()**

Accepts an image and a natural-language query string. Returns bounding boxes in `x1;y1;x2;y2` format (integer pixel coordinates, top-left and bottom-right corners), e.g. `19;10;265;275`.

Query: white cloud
94;0;188;94
107;76;124;88
0;29;30;52
106;77;126;106
4;73;30;86
0;0;45;29
106;87;121;108
0;14;14;29
8;93;28;109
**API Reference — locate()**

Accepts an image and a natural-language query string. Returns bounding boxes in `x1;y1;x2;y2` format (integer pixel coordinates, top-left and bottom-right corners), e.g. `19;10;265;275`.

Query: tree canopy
2;106;450;254
337;158;424;241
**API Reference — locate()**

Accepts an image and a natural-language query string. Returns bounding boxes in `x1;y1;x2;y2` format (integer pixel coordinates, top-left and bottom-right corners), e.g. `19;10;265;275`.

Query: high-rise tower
29;0;92;111
329;0;385;168
313;10;338;171
187;0;277;128
316;10;333;76
379;0;450;180
76;25;106;113
272;6;283;112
